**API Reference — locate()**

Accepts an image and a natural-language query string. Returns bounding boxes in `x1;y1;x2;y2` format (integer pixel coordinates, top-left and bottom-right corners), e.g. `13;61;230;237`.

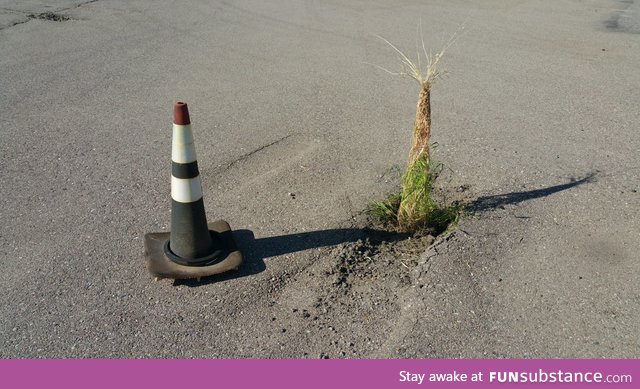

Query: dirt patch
262;224;446;358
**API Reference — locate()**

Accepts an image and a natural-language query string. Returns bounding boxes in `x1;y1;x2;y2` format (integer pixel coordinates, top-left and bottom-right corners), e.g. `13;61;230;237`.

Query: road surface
1;0;638;357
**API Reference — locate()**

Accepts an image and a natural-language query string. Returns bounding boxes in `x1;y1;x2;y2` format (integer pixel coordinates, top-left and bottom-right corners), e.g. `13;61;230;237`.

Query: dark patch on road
27;12;71;22
0;0;100;30
604;0;640;34
605;14;621;30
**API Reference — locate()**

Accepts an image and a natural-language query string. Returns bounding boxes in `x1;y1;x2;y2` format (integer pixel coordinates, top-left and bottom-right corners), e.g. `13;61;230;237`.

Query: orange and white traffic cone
144;102;242;280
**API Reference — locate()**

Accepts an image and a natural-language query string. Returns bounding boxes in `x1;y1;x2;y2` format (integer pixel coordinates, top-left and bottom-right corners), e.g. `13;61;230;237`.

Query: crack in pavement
221;134;295;171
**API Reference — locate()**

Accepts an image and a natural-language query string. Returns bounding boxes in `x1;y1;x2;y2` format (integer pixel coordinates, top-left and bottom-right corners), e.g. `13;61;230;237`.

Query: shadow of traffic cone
144;102;242;280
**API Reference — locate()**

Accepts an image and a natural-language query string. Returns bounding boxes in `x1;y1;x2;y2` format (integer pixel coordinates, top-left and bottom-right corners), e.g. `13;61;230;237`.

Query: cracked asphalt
1;0;639;358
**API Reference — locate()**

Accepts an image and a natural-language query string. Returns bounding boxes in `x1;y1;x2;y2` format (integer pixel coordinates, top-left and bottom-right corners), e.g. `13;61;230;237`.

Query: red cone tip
173;102;191;125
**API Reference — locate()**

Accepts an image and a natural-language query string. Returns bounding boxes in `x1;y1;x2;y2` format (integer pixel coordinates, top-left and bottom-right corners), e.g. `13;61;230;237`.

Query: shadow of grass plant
368;27;462;235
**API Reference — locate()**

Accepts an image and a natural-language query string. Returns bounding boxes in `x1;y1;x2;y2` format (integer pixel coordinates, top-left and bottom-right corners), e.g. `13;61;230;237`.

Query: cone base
144;220;243;280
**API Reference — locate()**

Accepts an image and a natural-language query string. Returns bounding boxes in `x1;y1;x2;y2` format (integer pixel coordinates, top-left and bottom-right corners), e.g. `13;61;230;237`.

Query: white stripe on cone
172;124;197;164
171;176;204;203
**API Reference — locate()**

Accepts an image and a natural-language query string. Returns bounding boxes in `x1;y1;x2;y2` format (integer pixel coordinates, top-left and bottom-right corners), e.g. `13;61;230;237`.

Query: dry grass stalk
410;83;432;166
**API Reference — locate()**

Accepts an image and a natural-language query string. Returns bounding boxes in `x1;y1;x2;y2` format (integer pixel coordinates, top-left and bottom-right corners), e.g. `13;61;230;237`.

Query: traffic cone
144;102;242;280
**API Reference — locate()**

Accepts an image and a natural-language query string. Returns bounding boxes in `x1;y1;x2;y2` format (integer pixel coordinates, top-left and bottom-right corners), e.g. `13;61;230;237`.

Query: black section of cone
163;231;225;266
169;198;215;260
172;161;200;179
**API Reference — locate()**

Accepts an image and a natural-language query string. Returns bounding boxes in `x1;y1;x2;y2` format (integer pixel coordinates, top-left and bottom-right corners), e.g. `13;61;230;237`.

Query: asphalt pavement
1;0;638;357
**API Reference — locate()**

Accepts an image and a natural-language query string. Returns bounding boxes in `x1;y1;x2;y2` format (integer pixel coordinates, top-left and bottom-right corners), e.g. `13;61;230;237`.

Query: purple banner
1;359;637;389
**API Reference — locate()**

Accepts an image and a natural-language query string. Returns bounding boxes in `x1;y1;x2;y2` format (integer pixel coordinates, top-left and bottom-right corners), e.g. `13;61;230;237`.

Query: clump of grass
367;193;402;223
368;26;461;234
367;163;462;235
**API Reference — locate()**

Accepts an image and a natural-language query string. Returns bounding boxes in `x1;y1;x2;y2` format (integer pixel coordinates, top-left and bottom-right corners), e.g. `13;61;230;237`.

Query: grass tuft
366;193;402;225
367;160;462;235
368;25;463;235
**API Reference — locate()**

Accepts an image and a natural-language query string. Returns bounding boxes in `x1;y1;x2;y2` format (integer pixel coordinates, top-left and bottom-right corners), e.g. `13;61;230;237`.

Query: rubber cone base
144;220;242;280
